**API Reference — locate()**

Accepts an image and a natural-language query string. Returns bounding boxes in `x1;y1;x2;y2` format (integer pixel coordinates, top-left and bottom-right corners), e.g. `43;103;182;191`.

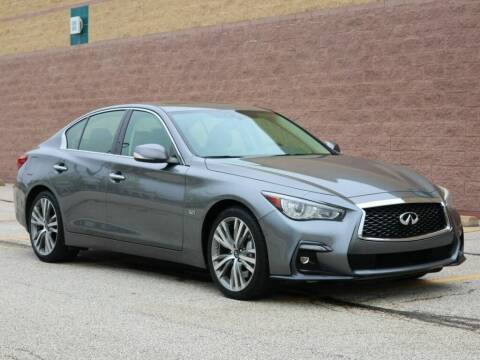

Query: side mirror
133;144;170;163
324;140;341;154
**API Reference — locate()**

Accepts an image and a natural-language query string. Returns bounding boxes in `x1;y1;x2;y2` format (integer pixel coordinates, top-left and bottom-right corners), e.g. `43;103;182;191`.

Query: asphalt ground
0;186;479;360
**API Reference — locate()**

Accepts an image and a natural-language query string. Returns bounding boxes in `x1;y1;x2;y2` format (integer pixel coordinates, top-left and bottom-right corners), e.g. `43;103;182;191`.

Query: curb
461;215;480;228
0;183;14;202
0;239;29;248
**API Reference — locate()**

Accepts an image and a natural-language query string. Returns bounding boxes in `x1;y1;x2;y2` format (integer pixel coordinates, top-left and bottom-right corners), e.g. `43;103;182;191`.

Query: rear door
55;110;127;237
104;110;187;250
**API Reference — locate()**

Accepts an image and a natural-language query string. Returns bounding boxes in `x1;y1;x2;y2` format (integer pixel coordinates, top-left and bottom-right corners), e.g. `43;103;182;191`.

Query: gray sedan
14;104;465;299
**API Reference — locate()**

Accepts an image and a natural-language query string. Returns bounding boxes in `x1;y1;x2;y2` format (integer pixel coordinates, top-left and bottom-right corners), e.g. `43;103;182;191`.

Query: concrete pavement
0;184;479;359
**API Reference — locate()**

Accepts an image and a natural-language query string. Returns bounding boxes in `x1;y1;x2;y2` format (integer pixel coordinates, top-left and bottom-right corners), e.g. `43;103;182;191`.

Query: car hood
205;155;437;198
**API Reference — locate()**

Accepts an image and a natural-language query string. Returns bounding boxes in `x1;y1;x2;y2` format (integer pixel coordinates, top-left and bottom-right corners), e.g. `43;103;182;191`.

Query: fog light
300;256;310;265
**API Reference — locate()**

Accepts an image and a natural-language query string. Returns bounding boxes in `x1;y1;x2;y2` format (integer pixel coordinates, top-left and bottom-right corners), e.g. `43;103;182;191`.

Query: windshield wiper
205;153;328;158
204;155;243;159
272;153;327;157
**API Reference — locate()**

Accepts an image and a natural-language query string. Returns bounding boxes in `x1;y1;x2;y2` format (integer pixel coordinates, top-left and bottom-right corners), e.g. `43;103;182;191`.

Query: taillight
17;154;28;170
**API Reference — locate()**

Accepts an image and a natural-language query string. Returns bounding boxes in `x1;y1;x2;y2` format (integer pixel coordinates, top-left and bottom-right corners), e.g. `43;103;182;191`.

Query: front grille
361;203;447;239
349;243;454;271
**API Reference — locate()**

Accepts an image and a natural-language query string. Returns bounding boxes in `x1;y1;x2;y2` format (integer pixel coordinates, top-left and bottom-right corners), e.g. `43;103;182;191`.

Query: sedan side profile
15;104;465;299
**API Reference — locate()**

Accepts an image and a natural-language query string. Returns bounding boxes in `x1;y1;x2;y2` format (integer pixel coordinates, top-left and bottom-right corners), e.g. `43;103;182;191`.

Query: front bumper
260;192;465;281
271;236;465;282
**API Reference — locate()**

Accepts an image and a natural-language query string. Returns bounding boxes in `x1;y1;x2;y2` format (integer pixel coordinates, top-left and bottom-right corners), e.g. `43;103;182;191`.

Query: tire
28;191;79;262
207;206;271;300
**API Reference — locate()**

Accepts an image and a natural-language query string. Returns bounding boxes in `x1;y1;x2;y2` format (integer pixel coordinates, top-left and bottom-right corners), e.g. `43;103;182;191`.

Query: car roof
159;103;267;113
91;103;269;114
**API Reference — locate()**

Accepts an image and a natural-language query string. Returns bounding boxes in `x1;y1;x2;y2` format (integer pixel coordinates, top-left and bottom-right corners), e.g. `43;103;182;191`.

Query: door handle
109;172;126;182
53;163;68;173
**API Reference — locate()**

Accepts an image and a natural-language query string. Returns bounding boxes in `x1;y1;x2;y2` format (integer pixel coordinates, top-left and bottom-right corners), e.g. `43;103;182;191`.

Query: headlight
262;192;345;220
438;186;454;207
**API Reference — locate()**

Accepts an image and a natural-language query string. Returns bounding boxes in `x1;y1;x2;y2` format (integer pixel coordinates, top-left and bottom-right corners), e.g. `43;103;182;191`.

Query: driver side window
121;111;173;156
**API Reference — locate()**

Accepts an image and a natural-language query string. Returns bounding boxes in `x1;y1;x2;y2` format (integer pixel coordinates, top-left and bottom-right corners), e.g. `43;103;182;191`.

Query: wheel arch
25;184;56;225
201;198;261;270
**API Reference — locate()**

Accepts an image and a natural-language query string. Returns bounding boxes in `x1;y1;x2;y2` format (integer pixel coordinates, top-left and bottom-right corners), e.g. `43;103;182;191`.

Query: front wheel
28;191;79;262
207;207;271;300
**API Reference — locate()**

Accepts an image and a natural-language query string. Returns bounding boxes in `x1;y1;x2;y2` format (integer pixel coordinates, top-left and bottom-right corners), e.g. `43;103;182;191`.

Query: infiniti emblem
399;212;419;226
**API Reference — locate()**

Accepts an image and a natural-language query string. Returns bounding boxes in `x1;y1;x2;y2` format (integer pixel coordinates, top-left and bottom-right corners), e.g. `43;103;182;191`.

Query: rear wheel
207;207;270;300
28;191;79;262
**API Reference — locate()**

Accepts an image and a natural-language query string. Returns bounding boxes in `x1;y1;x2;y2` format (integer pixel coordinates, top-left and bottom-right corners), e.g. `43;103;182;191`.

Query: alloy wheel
30;197;58;256
211;217;256;292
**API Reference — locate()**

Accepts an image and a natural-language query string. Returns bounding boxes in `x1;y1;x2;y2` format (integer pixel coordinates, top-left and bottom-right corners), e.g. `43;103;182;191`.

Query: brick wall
0;0;479;211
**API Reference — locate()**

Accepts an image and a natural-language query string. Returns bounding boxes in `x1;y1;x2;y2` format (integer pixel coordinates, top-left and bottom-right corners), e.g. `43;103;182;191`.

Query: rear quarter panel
15;134;108;237
16;143;65;227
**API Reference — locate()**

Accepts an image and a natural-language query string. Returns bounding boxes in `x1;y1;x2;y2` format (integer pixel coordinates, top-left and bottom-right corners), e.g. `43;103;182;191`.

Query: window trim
117;109;177;158
75;110;127;154
112;109;133;155
65;117;88;150
60;107;185;165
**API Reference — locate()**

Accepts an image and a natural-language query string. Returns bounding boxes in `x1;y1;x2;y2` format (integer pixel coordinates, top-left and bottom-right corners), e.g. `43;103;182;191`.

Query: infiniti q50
14;104;465;299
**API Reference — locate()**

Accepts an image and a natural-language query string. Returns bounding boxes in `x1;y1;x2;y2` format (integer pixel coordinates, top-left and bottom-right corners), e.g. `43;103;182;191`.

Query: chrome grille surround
356;197;452;241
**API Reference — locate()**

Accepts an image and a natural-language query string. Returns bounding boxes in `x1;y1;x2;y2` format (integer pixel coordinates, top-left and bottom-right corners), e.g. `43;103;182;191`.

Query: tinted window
169;110;330;157
65;118;87;149
121;111;172;156
78;111;125;153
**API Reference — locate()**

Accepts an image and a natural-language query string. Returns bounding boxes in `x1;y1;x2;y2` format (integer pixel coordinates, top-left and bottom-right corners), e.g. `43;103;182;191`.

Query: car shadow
273;277;454;303
74;249;212;284
72;249;457;304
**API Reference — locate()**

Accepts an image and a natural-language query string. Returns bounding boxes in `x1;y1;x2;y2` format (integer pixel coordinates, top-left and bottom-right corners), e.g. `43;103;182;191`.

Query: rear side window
78;111;125;153
121;111;173;156
65;118;87;149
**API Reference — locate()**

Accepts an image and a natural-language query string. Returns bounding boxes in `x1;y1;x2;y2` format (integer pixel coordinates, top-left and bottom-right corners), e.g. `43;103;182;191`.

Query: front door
104;110;187;250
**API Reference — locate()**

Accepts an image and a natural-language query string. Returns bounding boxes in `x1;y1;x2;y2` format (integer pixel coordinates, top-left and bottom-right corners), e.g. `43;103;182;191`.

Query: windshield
168;110;331;158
